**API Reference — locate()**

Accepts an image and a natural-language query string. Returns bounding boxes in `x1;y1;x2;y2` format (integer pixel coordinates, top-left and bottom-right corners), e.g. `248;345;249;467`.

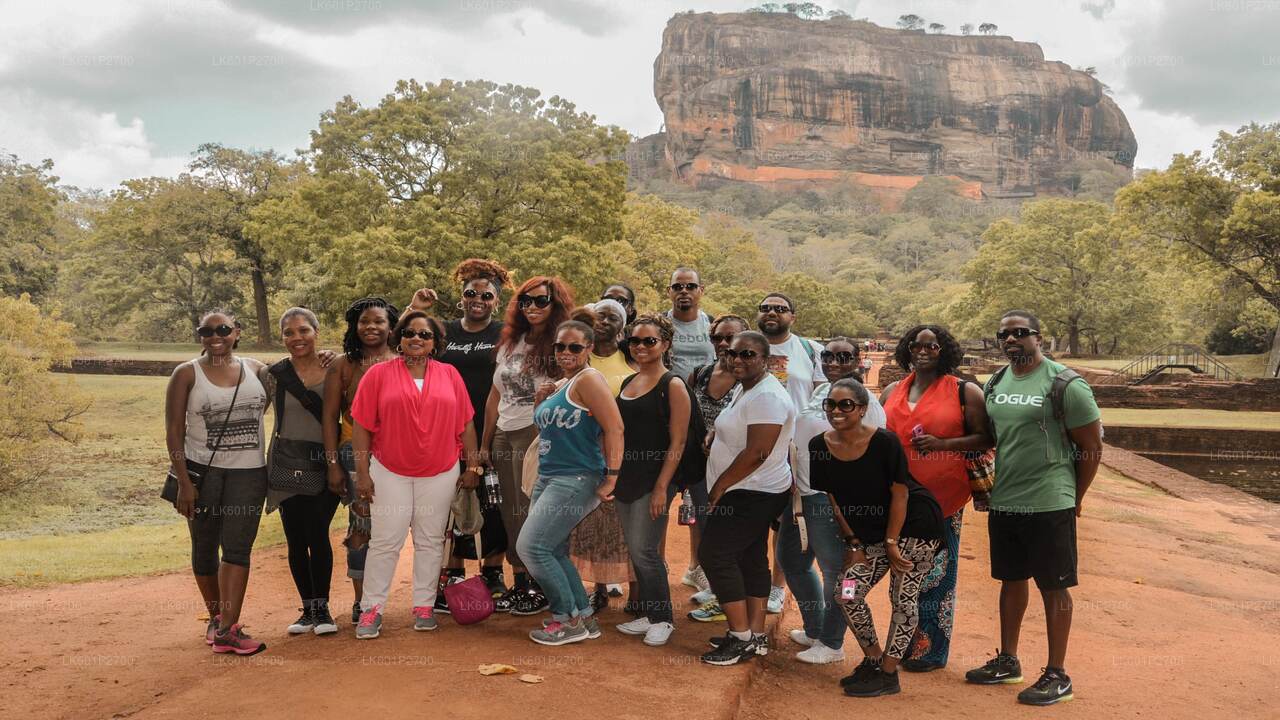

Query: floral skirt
570;500;634;584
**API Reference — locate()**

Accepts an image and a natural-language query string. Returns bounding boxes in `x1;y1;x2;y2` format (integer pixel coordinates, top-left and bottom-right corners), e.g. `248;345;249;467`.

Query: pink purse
441;493;495;625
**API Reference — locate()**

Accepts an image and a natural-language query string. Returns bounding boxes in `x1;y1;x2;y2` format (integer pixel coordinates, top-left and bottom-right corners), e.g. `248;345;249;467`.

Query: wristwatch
604;468;620;477
885;537;899;546
465;466;484;476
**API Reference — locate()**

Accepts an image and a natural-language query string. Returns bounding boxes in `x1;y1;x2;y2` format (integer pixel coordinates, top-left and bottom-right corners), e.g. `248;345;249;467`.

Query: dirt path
4;467;1278;720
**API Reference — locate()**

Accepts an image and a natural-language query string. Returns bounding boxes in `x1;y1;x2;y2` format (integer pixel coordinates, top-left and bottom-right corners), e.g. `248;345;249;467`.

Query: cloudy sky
1;0;1277;189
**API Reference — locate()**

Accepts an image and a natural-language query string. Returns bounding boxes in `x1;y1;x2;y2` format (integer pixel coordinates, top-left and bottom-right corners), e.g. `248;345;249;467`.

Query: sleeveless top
691;362;736;435
534;370;605;477
277;373;326;444
614;372;673;502
883;372;970;517
184;359;269;469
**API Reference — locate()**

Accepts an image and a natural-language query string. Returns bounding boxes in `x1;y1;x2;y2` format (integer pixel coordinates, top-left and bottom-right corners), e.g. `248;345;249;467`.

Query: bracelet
885;537;898;546
604;468;620;477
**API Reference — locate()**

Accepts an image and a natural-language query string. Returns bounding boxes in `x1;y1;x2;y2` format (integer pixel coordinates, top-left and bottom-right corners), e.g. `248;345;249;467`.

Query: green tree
979;22;998;35
0;155;64;300
960;23;974;35
928;23;946;33
897;14;925;30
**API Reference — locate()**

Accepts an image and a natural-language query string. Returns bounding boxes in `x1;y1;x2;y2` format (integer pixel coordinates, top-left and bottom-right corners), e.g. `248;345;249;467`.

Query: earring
457;301;464;310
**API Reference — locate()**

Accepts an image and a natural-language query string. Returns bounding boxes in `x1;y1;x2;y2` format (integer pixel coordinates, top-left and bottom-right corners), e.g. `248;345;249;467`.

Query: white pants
361;457;459;612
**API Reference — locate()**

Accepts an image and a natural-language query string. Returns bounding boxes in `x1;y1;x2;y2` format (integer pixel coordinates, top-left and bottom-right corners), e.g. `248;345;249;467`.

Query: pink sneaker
413;606;438;631
212;623;266;656
205;615;221;645
356;605;383;639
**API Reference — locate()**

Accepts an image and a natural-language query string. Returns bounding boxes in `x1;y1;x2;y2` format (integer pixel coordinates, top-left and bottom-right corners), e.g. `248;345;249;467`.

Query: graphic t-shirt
439;319;502;437
589;350;635;397
985;359;1101;514
706;374;796;495
493;338;551;431
666;310;717;382
766;334;826;410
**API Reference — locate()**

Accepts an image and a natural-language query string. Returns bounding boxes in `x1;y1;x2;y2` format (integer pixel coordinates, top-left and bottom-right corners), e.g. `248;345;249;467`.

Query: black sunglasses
670;282;700;292
758;303;791;315
399;329;435;340
996;327;1040;341
197;324;234;338
553;342;588;354
627;336;662;347
723;348;760;360
463;289;496;301
909;341;942;353
600;294;632;306
821;351;857;363
709;333;736;344
822;398;866;413
518;294;553;309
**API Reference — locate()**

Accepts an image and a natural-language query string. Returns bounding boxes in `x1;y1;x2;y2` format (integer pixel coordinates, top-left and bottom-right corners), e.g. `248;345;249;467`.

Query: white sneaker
690;588;716;605
616;617;652;636
643;621;674;646
796;642;846;665
767;585;786;614
789;629;817;647
681;566;711;592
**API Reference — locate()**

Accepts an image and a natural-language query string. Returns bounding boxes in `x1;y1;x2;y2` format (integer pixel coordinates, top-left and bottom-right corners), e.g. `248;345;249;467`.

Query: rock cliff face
643;12;1137;199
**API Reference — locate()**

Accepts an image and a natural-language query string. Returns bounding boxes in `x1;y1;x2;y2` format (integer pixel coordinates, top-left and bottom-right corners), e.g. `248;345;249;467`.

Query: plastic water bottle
483;468;502;507
678;489;696;526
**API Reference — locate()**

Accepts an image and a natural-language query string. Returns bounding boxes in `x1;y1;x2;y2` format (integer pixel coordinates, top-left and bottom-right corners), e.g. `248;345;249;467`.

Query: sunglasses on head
710;333;736;344
996;327;1039;341
197;324;234;338
463;288;496;301
670;282;700;292
722;348;760;360
821;351;856;363
553;342;588;354
517;294;553;309
627;336;661;347
601;294;631;306
909;341;941;353
758;303;791;315
399;329;435;340
822;398;866;413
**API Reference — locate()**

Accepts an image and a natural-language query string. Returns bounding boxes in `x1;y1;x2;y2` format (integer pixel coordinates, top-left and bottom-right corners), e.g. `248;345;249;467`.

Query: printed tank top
534;370;604;477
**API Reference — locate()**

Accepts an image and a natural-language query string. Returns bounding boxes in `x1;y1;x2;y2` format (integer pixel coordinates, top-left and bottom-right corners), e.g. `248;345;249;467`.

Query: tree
897;14;925;30
0;155;64;301
928;23;946;33
1114;123;1280;375
747;3;782;12
787;2;825;18
826;9;850;19
978;22;998;35
960;23;974;35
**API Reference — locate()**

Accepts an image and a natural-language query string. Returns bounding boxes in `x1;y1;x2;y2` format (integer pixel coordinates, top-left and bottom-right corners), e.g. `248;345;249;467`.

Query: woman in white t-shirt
698;331;796;666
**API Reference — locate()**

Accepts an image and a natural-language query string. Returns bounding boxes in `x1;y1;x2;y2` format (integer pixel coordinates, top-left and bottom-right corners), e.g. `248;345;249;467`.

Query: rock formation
638;12;1137;199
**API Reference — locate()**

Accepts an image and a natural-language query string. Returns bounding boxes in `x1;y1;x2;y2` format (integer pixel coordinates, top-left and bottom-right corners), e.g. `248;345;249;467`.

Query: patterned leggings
838;538;941;661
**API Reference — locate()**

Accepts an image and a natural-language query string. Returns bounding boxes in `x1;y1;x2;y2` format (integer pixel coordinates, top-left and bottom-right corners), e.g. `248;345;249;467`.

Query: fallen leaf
519;674;543;684
478;663;518;676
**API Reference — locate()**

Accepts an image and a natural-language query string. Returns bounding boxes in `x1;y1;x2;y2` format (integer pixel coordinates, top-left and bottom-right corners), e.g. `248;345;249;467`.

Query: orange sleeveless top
883;372;970;518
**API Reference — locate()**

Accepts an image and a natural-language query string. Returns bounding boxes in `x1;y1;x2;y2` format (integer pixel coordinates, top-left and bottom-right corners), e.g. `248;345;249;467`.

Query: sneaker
606;583;624;597
617;617;653;636
413;606;438;631
964;650;1023;685
584;616;602;639
351;601;361;625
590;586;610;614
767;585;786;614
1017;668;1074;706
287;607;315;635
840;656;882;687
493;587;516;614
205;615;220;646
529;619;590;646
355;605;383;639
707;633;768;656
435;575;464;615
212;624;266;656
681;566;711;592
689;588;716;605
797;642;846;665
644;621;674;647
701;633;755;666
901;657;944;672
312;602;338;636
511;588;550;616
789;629;817;647
843;666;901;697
688;600;726;623
482;570;507;597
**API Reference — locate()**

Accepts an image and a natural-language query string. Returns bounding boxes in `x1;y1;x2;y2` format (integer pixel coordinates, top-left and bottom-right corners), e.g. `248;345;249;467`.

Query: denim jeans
516;474;602;622
616;485;679;624
338;442;368;579
776;492;847;649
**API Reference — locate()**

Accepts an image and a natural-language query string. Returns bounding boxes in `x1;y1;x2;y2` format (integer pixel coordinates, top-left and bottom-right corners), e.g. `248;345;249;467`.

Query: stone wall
1090;378;1280;411
1103;425;1279;455
54;359;181;376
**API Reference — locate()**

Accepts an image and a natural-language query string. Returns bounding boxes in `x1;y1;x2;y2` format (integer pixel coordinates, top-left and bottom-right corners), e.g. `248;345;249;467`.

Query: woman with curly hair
878;325;993;672
480;275;575;616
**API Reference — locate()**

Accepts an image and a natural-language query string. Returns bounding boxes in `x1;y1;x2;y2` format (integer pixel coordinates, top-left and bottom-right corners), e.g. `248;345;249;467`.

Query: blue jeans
517;474;602;622
338;442;368;579
776;492;847;649
616;485;679;624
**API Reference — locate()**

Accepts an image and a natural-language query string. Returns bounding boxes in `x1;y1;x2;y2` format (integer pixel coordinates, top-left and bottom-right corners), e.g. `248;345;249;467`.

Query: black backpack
982;364;1086;452
623;370;708;489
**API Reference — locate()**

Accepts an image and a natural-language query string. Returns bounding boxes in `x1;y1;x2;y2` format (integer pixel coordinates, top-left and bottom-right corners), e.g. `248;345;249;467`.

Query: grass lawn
75;341;287;363
1100;407;1280;430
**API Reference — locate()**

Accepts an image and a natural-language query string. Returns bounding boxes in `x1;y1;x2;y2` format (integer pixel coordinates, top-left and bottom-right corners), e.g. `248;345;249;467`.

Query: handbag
958;379;995;508
162;362;243;511
267;360;328;495
442;487;495;625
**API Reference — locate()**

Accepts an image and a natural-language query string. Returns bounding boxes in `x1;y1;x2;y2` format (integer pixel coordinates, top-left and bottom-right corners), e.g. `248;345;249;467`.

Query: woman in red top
350;311;482;638
879;325;992;671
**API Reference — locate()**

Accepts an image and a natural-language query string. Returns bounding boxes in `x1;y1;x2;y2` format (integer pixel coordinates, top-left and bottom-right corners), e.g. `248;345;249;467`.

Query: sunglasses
670;282;700;292
758;303;791;315
821;351;857;363
722;348;760;360
399;329;435;340
600;294;632;306
709;333;736;344
909;341;941;353
553;342;588;354
822;398;867;413
463;289;496;301
197;324;234;338
627;336;661;347
996;327;1040;341
517;294;553;309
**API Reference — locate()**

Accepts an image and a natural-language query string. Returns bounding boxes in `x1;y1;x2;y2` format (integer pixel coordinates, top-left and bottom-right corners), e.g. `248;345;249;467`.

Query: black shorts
988;508;1077;591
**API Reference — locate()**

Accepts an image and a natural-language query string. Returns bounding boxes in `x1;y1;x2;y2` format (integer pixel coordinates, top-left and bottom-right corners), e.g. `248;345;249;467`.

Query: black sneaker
1017;667;1073;706
701;633;756;666
351;601;361;625
493;586;516;614
590;587;609;614
511;588;550;616
287;607;315;634
312;602;338;635
434;590;451;615
965;650;1024;685
901;657;945;672
840;656;882;687
843;666;901;698
482;570;507;597
707;633;769;656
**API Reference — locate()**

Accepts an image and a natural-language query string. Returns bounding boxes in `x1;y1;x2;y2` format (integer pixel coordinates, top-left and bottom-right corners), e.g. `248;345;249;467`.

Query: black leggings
280;491;341;603
698;488;790;604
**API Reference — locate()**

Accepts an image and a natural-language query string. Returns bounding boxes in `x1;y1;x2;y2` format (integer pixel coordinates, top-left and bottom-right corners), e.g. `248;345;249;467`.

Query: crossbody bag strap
206;361;244;469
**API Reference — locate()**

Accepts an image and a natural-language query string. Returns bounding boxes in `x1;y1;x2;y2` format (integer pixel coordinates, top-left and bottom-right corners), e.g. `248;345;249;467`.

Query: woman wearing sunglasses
349;311;482;638
481;276;575;616
518;320;625;645
776;337;888;665
879;325;993;672
165;309;272;655
810;378;944;698
698;331;796;666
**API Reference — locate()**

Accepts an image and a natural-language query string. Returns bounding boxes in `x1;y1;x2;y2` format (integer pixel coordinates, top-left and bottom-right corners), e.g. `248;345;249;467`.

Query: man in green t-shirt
964;310;1102;707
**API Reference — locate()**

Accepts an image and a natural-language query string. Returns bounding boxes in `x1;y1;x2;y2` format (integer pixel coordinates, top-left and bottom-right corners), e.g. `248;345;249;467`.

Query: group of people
164;259;1102;706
